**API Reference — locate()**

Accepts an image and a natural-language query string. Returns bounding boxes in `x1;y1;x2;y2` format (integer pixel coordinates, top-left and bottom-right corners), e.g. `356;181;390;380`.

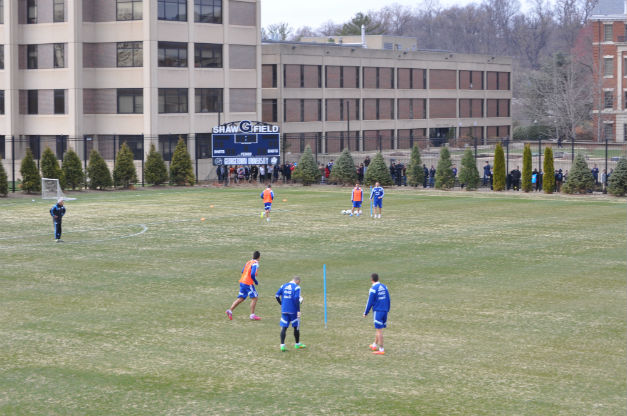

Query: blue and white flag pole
323;264;328;329
370;186;373;217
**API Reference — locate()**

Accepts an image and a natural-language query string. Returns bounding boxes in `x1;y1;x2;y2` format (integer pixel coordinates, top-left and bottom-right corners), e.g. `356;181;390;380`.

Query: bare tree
263;22;293;41
371;4;414;36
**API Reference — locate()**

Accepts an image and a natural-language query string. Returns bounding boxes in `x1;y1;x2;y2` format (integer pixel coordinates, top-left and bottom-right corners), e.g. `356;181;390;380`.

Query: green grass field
1;186;626;415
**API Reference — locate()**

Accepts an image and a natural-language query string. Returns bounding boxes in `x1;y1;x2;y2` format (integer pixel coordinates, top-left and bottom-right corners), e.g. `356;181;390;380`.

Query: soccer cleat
373;350;385;355
294;343;306;349
369;344;377;351
260;212;265;218
280;345;286;352
226;310;232;320
349;213;353;217
250;315;262;321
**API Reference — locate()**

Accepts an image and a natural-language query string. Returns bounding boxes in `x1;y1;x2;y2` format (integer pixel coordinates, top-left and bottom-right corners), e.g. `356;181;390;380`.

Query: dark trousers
53;219;62;239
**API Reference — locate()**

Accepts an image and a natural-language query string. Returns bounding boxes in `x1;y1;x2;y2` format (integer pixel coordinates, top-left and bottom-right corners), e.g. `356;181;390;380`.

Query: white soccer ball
342;210;349;215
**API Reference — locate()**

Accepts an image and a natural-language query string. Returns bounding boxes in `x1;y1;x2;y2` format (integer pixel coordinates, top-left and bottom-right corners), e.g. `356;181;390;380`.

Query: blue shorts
352;201;362;208
264;202;272;211
238;283;258;299
280;312;299;328
373;199;382;208
373;311;387;329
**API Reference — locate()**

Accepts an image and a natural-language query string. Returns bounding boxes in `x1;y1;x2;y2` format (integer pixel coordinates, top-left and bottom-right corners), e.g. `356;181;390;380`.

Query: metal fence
1;134;626;191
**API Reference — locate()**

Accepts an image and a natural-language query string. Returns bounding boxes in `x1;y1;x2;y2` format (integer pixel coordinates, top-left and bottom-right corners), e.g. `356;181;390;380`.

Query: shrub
41;147;64;188
459;148;480;190
406;145;425;187
364;153;393;186
435;146;455;189
562;154;594;194
145;144;168;185
608;158;627;196
0;161;8;196
87;149;112;190
169;138;195;186
543;147;555;194
329;148;357;185
522;144;533;192
292;146;319;185
20;148;41;193
492;143;506;191
62;149;84;190
113;142;138;188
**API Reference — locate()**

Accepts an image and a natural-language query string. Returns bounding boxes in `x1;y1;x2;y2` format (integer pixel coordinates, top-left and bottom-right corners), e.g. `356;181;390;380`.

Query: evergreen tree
459;148;480;190
542;147;555;194
608;158;627;196
113;142;138;188
169;137;195;185
435;146;455;189
41;147;63;182
292;146;319;185
492;143;506;191
406;145;425;187
562;153;594;194
20;148;41;193
522;144;533;192
87;149;112;190
145;143;168;185
62;149;84;190
0;161;8;196
364;153;393;186
329;148;357;185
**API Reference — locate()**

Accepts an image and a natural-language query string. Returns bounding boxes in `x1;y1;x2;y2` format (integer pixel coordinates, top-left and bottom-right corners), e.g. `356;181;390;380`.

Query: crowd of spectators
216;163;296;184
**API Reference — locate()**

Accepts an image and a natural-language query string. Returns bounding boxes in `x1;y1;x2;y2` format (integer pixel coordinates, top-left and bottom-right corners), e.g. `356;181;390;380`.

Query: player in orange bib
226;251;262;321
260;185;274;222
350;183;363;217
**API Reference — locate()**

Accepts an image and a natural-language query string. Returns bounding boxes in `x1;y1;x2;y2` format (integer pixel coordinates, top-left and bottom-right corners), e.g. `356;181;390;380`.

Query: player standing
350;183;363;217
363;273;390;355
50;198;66;242
275;276;306;352
226;251;262;321
369;181;384;218
260;184;274;222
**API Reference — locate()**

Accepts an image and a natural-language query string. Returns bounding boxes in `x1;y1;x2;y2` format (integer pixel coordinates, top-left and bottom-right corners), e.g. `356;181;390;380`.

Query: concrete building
0;0;260;179
261;40;512;156
300;34;418;51
590;0;627;142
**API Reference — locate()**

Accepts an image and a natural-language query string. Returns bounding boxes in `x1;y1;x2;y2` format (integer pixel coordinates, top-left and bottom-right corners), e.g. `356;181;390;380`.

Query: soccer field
1;186;625;415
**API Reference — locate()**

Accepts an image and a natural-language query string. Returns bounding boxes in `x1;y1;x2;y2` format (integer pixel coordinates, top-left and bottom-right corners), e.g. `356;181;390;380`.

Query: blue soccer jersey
370;186;384;201
364;282;390;315
275;282;301;314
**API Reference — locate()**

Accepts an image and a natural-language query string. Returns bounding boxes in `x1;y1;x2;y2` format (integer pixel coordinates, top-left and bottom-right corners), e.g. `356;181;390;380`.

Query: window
53;0;64;22
195;88;222;113
0;0;4;24
604;57;614;77
27;45;37;69
117;89;143;114
262;99;277;122
603;123;613;140
0;136;4;159
604;91;613;109
604;24;613;42
54;44;65;68
0;90;4;114
158;42;187;67
117;42;143;67
117;0;143;21
0;45;4;69
195;0;221;23
118;135;143;160
27;0;36;23
159;88;188;113
27;90;38;114
159;134;187;161
55;136;67;159
158;0;187;21
194;43;222;68
624;57;627;77
54;90;65;114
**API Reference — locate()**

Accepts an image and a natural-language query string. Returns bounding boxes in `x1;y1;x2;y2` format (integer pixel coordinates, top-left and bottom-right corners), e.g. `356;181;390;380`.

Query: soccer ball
341;210;349;215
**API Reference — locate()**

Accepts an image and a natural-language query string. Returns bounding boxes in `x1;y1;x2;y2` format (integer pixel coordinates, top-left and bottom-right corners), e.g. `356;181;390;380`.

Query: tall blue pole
323;264;327;329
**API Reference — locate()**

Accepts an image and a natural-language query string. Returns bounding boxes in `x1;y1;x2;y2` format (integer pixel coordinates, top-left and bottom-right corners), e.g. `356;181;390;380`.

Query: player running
226;251;262;321
363;273;390;355
350;183;363;217
369;181;384;218
260;185;274;222
275;276;305;352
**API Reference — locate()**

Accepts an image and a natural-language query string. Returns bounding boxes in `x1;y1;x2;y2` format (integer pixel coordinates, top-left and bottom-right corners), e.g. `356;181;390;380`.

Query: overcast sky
260;0;529;30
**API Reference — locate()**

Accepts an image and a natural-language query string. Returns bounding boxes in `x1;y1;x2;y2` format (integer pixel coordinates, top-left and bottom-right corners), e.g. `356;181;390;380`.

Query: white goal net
41;178;76;201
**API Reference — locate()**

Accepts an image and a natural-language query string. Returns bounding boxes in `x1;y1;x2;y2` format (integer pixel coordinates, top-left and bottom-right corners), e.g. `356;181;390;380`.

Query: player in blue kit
369;182;384;218
275;276;305;352
363;273;390;355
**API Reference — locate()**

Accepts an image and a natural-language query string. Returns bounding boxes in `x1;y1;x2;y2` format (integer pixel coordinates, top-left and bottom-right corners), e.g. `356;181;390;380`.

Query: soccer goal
41;178;76;201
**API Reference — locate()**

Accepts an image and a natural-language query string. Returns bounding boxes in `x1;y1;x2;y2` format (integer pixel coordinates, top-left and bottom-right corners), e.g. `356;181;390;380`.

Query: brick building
590;0;627;142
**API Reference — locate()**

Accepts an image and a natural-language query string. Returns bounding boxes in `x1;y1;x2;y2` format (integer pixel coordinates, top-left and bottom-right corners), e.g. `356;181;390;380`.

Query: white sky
260;0;529;30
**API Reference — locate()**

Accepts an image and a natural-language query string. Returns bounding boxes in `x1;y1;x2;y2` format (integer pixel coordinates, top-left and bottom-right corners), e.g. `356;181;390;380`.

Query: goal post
41;178;76;201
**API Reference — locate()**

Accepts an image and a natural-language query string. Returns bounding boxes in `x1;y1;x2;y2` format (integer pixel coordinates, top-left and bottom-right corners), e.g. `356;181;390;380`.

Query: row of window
158;0;222;23
157;42;222;68
262;98;511;123
602;90;627;109
23;0;65;24
602;23;627;42
264;64;511;91
20;89;66;115
602;56;627;77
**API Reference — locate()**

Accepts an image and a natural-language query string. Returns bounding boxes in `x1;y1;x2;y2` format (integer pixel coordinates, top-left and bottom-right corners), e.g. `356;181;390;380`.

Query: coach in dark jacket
50;198;66;242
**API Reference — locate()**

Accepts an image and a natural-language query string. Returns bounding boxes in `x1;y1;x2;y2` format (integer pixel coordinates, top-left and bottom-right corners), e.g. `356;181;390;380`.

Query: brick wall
83;0;116;22
429;98;456;118
326;66;341;88
284;64;300;88
83;89;117;114
262;64;276;88
83;43;117;68
429;69;456;89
